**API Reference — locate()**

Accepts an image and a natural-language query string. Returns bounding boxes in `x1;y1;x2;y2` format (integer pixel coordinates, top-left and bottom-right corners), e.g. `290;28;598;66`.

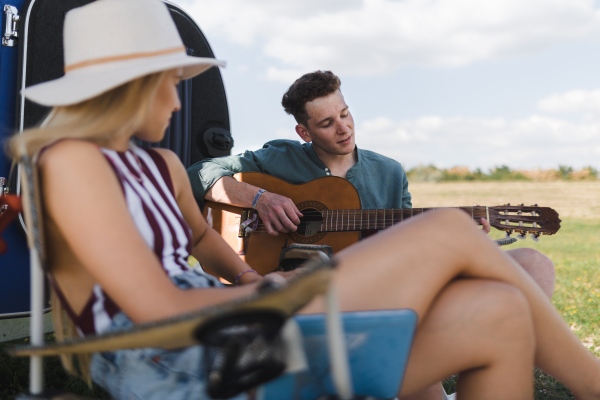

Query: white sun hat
21;0;225;106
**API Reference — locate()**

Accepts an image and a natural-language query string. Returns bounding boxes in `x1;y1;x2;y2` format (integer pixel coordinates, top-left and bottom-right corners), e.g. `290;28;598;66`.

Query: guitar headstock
488;204;561;238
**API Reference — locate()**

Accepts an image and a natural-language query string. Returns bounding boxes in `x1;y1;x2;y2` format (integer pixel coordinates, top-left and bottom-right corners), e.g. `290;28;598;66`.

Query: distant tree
488;166;529;181
407;165;444;182
558;165;574;180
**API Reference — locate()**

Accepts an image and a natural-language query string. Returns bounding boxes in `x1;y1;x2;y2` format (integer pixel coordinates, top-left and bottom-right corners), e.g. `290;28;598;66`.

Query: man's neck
313;146;358;179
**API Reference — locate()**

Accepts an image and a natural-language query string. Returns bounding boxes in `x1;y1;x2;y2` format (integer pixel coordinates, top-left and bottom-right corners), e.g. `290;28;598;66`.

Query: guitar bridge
239;210;258;237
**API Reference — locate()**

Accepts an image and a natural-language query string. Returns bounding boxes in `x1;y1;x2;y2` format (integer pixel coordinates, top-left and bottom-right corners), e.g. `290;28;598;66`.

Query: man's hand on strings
256;191;303;236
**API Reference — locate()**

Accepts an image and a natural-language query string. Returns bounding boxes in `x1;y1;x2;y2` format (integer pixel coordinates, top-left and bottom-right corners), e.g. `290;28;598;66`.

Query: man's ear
295;124;312;143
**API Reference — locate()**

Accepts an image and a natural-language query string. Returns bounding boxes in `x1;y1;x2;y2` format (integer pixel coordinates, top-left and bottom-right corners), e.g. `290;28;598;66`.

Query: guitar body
203;173;361;275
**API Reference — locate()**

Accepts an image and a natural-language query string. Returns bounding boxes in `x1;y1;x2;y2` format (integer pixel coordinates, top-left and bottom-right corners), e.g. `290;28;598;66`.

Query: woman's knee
403;280;535;390
507;247;555;298
391;208;479;241
476;281;536;351
444;280;535;349
425;208;474;228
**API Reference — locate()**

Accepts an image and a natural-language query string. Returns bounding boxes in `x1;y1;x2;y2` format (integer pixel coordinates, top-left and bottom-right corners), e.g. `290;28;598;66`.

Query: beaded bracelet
235;269;258;285
251;189;266;209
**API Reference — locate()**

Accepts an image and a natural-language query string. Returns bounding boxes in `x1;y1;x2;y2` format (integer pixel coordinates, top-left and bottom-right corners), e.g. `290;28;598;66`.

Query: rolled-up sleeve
187;151;263;208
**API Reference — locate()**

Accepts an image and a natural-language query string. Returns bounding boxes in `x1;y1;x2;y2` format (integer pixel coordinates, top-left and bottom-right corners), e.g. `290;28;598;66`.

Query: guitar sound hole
296;208;323;237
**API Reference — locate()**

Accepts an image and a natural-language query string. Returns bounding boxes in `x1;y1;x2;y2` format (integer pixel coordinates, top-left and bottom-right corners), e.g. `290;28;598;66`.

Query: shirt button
324;168;330;172
326;172;331;176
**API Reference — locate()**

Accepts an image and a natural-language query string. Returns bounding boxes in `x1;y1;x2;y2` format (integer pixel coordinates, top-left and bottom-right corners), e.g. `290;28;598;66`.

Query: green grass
0;334;109;399
443;369;573;399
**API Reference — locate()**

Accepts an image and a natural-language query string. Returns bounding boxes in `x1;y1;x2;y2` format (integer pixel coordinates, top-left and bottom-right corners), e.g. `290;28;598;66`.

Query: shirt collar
303;142;362;174
303;142;327;169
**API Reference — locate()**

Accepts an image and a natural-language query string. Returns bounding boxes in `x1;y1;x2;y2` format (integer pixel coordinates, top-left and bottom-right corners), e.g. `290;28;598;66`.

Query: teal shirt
187;139;412;210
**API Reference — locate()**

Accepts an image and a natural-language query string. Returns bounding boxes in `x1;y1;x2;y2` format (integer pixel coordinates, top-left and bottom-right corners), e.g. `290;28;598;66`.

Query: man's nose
335;118;350;134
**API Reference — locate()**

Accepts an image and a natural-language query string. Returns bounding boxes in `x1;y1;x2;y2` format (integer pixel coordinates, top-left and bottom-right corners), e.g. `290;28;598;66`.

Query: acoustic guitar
203;172;561;275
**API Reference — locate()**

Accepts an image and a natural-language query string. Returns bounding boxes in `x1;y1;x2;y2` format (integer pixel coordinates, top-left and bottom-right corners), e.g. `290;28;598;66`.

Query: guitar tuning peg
505;231;512;238
534;204;538;207
520;203;524;206
517;233;526;240
530;234;540;242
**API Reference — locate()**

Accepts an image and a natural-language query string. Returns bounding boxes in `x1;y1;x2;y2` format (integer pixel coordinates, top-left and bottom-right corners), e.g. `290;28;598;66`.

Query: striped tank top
51;145;193;336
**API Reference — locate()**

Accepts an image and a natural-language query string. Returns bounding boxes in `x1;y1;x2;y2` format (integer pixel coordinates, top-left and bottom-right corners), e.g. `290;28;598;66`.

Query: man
187;70;555;400
188;70;411;235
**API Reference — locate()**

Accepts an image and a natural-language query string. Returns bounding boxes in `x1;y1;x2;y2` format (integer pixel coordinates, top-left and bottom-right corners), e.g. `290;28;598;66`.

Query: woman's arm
40;141;255;324
154;148;261;285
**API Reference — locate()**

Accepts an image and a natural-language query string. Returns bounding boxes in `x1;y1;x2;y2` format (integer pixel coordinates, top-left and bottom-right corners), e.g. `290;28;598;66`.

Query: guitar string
292;206;539;216
246;218;544;232
241;207;544;232
247;218;541;227
246;226;546;234
245;213;536;224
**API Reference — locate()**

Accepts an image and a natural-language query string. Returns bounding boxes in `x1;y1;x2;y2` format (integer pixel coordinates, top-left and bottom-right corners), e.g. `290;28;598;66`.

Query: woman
9;0;600;399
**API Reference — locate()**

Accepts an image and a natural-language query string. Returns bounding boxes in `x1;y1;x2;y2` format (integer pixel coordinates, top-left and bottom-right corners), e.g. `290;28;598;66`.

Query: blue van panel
0;0;31;317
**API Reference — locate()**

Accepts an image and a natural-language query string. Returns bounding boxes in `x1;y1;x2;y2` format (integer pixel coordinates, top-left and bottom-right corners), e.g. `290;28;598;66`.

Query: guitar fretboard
319;207;489;232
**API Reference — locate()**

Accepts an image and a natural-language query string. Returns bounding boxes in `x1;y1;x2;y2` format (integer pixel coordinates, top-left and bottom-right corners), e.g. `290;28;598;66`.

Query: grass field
411;181;600;399
1;181;599;399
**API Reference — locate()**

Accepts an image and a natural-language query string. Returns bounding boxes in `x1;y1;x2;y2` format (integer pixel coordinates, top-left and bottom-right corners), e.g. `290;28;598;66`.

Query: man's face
297;90;355;156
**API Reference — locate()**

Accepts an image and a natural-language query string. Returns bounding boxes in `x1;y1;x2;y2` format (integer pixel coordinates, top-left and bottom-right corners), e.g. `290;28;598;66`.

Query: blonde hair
8;70;171;382
8;70;170;157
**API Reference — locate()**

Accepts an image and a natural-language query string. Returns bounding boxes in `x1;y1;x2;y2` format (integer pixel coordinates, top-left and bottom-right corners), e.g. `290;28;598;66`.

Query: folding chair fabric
259;309;417;400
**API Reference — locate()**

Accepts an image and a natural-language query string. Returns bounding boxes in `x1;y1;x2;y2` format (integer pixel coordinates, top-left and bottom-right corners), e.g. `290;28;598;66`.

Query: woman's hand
236;270;262;285
268;269;302;280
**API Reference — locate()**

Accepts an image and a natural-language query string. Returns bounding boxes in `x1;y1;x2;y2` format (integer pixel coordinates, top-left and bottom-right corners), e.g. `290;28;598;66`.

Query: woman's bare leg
399;280;535;400
399;383;443;400
400;248;556;400
507;248;555;298
322;209;600;399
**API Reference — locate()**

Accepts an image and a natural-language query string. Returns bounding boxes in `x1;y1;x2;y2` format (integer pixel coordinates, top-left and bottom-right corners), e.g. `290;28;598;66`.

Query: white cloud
265;67;308;84
358;114;600;169
537;88;600;116
184;0;600;78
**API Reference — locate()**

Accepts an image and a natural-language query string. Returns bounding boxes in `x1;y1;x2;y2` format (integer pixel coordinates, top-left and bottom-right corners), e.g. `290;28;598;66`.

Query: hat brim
21;52;225;106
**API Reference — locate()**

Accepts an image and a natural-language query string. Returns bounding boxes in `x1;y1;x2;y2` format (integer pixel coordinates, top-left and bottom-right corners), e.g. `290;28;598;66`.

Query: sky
181;0;600;171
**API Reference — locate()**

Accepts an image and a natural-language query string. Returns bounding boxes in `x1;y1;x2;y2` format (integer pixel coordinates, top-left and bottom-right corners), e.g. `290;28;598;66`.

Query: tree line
407;165;598;182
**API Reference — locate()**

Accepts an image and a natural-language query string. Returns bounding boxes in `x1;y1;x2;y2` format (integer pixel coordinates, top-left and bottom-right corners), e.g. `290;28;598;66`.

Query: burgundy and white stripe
66;146;194;336
101;146;192;277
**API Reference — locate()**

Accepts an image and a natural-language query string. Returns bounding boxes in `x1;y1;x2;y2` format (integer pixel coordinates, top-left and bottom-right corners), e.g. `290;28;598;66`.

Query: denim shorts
90;269;248;400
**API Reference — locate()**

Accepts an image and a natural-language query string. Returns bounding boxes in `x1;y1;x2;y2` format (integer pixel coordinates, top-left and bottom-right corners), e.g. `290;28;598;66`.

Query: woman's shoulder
39;139;99;158
145;147;188;195
38;139;110;175
149;148;186;177
149;147;180;167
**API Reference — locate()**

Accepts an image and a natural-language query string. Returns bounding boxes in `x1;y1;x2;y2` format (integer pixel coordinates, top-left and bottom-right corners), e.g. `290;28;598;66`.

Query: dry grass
409;181;600;220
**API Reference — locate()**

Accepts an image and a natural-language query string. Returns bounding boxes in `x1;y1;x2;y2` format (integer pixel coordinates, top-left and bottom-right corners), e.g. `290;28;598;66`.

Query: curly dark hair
281;70;341;127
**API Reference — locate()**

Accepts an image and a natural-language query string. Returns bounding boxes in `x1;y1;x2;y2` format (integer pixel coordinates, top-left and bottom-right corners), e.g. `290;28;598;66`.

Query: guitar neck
320;207;489;232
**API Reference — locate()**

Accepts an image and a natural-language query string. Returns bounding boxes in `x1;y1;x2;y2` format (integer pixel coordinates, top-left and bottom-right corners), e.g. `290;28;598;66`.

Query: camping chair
9;150;419;400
